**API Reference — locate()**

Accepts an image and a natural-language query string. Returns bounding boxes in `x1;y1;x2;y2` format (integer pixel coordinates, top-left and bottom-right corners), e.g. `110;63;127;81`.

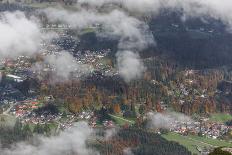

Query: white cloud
43;0;232;83
116;51;145;82
43;7;154;82
77;0;232;30
32;51;92;83
104;128;117;140
1;121;99;155
43;8;154;51
0;11;44;59
147;112;192;129
123;147;134;155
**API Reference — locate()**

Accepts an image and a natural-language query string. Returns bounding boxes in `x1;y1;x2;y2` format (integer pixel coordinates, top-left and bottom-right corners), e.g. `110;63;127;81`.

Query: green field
81;28;95;34
209;113;232;123
187;135;232;147
162;132;232;155
0;114;16;128
109;114;135;126
28;122;58;134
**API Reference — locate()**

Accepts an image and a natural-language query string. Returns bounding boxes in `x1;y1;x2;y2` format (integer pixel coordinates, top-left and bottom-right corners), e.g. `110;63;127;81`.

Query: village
1;88;231;142
169;119;231;140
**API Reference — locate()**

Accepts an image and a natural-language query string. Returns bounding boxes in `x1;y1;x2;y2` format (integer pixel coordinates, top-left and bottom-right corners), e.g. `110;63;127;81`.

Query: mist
2;1;232;81
0;11;54;59
78;0;232;29
147;112;192;129
43;0;232;82
31;51;92;83
116;51;145;82
123;148;134;155
43;7;154;82
0;121;99;155
43;8;154;51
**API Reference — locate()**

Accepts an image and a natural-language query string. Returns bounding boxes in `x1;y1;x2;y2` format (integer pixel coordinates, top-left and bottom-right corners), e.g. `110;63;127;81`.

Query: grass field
187;134;232;147
209;113;232;123
162;132;232;155
28;122;58;134
109;114;135;126
0;114;16;128
81;28;95;34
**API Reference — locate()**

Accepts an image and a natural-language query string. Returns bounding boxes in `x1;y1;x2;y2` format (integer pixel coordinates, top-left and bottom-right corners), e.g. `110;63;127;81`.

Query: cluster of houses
8;97;61;125
9;99;75;129
102;120;115;128
0;25;115;87
58;115;77;130
170;119;231;139
10;99;41;116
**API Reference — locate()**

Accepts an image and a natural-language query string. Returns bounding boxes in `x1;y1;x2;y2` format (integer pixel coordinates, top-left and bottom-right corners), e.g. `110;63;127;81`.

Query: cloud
116;51;146;82
42;0;232;83
43;8;154;51
43;7;154;82
32;51;92;83
1;121;99;155
104;128;117;140
147;112;192;129
0;11;53;59
77;0;232;30
123;148;134;155
77;0;161;14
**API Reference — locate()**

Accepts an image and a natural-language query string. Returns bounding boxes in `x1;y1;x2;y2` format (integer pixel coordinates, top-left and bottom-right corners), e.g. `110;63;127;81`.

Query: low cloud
44;0;232;82
1;121;99;155
43;8;154;51
116;51;146;82
77;0;232;31
123;148;134;155
147;112;192;129
32;51;92;83
43;7;154;82
104;128;118;140
0;11;54;59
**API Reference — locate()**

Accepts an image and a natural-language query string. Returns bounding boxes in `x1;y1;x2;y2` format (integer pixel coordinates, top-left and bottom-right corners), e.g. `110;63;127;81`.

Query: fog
116;51;146;82
0;11;42;59
43;0;232;81
32;51;92;83
43;7;154;82
147;112;192;129
0;121;99;155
